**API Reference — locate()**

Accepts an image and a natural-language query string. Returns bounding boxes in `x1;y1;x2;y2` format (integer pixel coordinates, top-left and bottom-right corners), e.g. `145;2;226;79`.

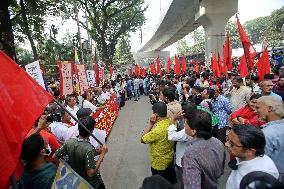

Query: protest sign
74;64;89;94
86;70;96;87
25;61;46;89
58;61;74;98
51;160;93;189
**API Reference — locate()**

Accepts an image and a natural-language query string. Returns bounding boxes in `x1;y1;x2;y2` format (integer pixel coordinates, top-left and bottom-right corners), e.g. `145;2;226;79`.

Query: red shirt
231;105;266;127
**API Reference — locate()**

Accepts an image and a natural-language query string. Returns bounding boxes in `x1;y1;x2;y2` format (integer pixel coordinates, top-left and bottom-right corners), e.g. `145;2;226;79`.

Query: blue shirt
212;95;232;129
262;119;284;174
269;92;282;101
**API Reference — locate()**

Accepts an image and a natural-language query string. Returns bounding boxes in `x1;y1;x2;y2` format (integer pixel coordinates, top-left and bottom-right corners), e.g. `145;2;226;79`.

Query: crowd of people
16;57;284;189
139;63;284;189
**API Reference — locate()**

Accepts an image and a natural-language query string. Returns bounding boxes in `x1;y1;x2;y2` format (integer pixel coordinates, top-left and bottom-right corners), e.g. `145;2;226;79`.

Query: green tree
188;30;205;54
113;35;134;65
67;0;147;66
244;16;270;45
176;39;190;55
0;0;17;60
11;0;60;61
265;6;284;47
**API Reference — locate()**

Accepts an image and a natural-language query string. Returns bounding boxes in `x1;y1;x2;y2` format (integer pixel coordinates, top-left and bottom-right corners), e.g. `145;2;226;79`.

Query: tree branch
108;0;139;18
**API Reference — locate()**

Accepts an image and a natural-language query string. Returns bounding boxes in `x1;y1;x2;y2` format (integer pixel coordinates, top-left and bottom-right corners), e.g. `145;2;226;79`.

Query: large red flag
223;34;233;71
174;55;181;75
256;47;270;81
156;55;162;77
238;55;249;78
181;55;187;73
166;58;171;74
109;64;113;78
129;67;133;77
0;51;54;188
135;64;140;76
236;15;257;68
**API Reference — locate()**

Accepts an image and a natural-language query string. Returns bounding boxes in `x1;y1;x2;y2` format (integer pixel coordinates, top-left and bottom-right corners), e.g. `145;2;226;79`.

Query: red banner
74;64;89;94
58;61;74;98
92;93;119;136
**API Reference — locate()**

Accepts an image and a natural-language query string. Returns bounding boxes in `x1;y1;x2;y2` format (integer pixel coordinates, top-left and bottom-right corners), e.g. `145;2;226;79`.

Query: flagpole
53;99;103;145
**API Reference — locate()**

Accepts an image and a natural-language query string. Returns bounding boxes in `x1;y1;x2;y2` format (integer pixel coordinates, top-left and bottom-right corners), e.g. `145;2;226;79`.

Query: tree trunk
0;0;17;60
20;0;39;60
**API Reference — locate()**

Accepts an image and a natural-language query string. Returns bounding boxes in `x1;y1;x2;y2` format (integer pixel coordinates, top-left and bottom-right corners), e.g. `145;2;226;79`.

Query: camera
46;113;61;122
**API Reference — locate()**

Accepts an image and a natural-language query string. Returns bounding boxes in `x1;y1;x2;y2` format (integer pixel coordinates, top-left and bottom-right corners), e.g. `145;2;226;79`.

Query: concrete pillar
203;14;228;64
196;0;238;64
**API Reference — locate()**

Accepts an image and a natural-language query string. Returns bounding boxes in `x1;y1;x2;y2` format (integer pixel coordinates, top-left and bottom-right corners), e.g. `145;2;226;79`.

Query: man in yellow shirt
141;102;176;185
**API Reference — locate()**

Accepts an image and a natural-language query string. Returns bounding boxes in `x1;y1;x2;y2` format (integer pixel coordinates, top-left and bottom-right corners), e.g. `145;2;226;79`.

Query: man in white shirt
225;125;279;189
49;108;106;151
65;96;79;125
49;108;74;144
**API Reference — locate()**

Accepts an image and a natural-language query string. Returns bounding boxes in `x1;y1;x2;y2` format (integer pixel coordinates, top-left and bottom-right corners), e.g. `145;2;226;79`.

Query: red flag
212;50;218;76
129;67;133;77
140;67;146;77
216;52;222;78
156;55;162;77
238;55;249;78
194;64;200;73
0;51;54;188
109;64;113;77
174;55;181;75
223;34;233;71
150;63;156;75
166;58;171;74
135;64;140;76
236;15;257;68
93;59;100;86
181;55;187;73
256;47;270;81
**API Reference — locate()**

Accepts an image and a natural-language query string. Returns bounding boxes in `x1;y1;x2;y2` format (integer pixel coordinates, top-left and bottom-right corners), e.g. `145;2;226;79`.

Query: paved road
101;96;152;189
100;96;230;189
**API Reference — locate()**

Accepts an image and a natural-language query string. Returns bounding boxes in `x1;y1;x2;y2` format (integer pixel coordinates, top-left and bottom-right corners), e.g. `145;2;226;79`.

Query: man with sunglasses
225;125;279;189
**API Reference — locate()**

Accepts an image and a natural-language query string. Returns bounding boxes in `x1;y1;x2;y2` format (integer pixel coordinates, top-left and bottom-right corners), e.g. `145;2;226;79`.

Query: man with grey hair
256;96;284;180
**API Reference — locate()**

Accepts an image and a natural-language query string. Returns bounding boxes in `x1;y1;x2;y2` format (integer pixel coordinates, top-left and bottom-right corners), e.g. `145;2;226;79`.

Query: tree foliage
176;39;190;55
61;0;148;66
176;29;205;55
113;35;134;65
227;6;284;49
11;0;61;60
188;30;205;54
